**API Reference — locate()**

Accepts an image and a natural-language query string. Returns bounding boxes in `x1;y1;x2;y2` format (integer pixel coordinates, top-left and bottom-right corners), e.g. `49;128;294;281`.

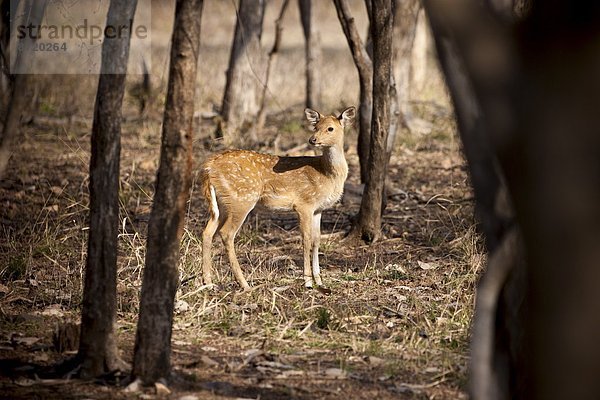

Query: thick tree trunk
219;0;266;144
352;0;393;243
132;0;203;385
333;0;373;184
299;0;322;109
78;0;138;379
0;0;47;180
425;1;600;398
424;7;523;398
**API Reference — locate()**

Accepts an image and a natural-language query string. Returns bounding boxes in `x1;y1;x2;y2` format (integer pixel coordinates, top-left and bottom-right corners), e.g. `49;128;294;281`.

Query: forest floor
0;103;481;399
0;2;483;399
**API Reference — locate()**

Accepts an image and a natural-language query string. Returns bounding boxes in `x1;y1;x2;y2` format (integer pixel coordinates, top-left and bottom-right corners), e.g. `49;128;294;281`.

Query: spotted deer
200;106;356;289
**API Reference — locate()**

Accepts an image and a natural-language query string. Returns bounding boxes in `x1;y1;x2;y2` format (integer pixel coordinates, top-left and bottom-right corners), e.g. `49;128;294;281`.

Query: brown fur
200;107;356;289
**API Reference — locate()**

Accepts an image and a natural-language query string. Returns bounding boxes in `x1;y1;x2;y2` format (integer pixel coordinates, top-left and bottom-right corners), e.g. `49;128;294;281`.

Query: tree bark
393;0;421;133
425;0;600;398
255;0;290;131
333;0;373;184
219;0;266;144
299;0;322;109
132;0;203;385
352;0;393;243
424;11;525;397
0;0;47;179
0;0;10;118
78;0;138;379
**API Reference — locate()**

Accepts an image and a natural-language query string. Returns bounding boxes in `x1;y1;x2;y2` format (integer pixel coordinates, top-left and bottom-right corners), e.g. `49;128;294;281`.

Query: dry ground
0;1;482;399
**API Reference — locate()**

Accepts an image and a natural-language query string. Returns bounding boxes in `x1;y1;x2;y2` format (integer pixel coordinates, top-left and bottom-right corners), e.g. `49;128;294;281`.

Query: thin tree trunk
77;0;138;379
218;0;266;144
299;0;322;109
0;0;11;119
393;0;421;133
255;0;290;131
132;0;203;385
352;0;394;243
333;0;373;184
0;0;47;179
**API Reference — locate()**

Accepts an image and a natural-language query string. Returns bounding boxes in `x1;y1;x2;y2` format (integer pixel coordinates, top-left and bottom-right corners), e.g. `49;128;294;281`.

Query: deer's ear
338;106;356;128
305;108;322;127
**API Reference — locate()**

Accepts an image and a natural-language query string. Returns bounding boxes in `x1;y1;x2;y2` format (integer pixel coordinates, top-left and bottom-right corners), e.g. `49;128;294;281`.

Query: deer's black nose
309;137;317;145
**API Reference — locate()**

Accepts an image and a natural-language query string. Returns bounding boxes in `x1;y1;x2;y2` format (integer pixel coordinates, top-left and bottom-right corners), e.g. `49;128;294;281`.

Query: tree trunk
425;0;600;398
255;0;290;132
218;0;266;144
299;0;322;109
0;0;11;118
424;6;524;398
352;0;393;243
78;0;138;379
392;0;421;133
0;0;47;179
333;0;373;184
132;0;203;385
409;9;430;102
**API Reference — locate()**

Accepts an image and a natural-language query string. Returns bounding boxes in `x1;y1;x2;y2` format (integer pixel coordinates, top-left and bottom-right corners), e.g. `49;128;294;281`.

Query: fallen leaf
155;382;171;395
366;356;385;367
200;355;219;368
41;304;64;317
275;369;305;379
417;261;439;271
15;378;36;387
123;378;142;393
175;300;189;313
324;368;347;379
13;337;39;346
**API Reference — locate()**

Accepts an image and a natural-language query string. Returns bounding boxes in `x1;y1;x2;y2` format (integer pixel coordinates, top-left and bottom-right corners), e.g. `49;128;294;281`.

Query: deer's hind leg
219;203;255;290
202;185;220;287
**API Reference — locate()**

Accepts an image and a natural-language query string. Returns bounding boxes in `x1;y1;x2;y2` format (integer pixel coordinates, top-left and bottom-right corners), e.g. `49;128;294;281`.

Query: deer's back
201;150;340;212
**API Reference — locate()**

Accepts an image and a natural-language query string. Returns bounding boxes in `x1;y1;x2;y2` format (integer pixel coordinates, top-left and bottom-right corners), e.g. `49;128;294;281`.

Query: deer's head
305;106;356;148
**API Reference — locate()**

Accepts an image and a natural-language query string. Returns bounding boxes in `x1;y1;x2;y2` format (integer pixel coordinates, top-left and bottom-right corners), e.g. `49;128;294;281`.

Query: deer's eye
327;127;334;132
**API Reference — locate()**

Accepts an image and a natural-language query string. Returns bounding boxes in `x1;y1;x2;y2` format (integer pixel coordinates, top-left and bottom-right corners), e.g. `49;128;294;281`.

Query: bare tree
425;0;600;398
218;0;267;144
299;0;322;109
351;0;394;243
333;0;373;184
77;0;138;379
0;0;10;116
0;0;47;180
255;0;290;131
132;0;203;385
393;0;422;134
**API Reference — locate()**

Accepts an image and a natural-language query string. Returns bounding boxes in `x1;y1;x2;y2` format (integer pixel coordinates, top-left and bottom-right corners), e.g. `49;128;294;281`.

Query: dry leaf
13;337;39;346
155;382;171;395
417;261;439;271
324;368;347;379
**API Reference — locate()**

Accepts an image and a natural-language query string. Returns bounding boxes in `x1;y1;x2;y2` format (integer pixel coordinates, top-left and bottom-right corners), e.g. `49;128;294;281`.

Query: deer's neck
322;145;348;178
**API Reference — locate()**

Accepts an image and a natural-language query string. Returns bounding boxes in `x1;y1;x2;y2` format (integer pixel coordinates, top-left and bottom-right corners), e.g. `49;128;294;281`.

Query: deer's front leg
297;209;314;288
311;212;323;286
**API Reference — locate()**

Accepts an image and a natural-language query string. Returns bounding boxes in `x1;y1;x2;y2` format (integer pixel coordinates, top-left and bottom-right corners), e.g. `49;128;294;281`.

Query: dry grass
0;1;481;399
